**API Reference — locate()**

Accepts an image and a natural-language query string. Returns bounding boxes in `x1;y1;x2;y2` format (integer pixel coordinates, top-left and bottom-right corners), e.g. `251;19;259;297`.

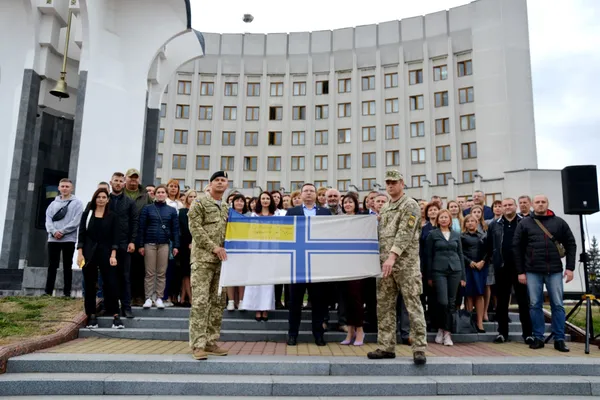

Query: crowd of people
43;168;577;363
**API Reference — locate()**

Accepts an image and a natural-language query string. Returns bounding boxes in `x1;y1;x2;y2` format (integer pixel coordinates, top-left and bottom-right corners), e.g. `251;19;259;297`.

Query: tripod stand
544;214;600;354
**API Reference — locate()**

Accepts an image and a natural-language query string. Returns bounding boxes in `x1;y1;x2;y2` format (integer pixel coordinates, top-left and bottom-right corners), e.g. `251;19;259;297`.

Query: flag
219;210;381;286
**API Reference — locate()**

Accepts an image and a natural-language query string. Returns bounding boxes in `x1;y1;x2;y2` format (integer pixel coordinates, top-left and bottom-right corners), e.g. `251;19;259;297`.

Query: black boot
554;340;570;353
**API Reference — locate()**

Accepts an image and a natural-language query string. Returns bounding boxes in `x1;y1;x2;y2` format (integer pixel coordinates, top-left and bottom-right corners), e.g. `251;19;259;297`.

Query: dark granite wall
68;70;87;188
141;107;159;187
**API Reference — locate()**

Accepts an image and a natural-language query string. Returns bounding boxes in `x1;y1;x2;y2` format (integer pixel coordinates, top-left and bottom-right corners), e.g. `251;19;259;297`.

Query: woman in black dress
178;190;197;307
461;214;489;332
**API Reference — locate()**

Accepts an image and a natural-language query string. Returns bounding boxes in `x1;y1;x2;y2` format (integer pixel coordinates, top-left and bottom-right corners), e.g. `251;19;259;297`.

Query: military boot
413;351;427;365
205;344;228;356
192;348;207;360
367;349;395;359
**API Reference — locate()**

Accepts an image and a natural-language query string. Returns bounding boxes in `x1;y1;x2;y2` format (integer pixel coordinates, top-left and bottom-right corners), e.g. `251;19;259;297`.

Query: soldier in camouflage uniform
367;170;427;365
188;171;230;360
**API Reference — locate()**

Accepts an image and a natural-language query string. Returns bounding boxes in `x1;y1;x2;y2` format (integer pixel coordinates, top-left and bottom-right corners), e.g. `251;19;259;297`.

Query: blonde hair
447;200;464;223
462;214;479;233
185;190;198;207
470;205;488;232
434;209;453;228
316;187;328;206
290;190;301;204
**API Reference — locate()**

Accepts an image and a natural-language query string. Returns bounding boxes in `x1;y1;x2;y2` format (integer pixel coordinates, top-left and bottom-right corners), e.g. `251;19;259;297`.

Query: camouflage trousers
189;261;225;350
376;265;427;353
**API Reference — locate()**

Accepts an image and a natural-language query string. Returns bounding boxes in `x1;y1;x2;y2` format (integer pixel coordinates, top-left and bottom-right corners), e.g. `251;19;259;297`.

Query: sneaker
193;348;207;360
155;298;165;309
493;334;507;344
435;329;444;344
237;300;244;310
205;344;228;356
112;316;124;329
163;300;174;307
143;299;153;309
86;315;98;329
227;300;235;311
443;332;453;346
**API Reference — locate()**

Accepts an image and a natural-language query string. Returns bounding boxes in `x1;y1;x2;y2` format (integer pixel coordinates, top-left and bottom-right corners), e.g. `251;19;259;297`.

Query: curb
0;301;90;374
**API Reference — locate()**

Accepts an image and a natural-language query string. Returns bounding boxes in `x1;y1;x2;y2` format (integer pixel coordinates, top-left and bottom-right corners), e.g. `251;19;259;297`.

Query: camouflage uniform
376;171;427;354
188;194;229;351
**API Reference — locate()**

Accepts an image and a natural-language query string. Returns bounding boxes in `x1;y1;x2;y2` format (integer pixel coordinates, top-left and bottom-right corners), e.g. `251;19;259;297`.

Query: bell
50;73;69;99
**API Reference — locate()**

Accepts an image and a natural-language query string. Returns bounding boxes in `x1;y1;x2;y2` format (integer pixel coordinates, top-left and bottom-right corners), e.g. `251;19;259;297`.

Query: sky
191;0;600;242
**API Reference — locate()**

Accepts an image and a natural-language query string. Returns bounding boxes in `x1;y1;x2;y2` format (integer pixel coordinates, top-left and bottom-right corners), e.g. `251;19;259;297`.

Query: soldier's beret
210;171;229;182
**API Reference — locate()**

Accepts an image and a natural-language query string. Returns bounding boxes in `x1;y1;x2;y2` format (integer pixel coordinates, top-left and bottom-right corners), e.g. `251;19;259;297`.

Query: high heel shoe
353;332;365;346
340;335;355;345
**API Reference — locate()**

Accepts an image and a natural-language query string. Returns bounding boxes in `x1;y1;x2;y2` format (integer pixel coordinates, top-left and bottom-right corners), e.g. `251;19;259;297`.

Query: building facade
156;0;537;197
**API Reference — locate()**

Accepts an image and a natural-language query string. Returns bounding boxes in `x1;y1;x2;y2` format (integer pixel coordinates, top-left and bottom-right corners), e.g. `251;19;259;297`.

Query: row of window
162;142;477;175
173;60;473;96
161;87;474;120
159;115;475;146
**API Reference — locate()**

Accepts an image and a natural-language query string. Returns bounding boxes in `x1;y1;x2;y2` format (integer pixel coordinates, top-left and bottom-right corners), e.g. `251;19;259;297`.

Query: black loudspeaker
561;165;599;215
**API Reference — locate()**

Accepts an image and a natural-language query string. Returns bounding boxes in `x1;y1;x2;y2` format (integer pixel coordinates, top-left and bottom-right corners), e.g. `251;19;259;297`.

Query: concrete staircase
78;307;555;343
2;353;600;396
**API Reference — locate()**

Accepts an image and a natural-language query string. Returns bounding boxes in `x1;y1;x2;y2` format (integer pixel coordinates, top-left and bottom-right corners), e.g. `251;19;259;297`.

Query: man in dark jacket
487;198;533;345
109;172;139;318
513;195;577;352
463;190;494;220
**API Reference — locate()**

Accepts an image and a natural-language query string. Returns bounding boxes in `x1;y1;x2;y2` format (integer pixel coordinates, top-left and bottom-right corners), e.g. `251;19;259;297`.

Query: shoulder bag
52;200;73;222
533;219;566;258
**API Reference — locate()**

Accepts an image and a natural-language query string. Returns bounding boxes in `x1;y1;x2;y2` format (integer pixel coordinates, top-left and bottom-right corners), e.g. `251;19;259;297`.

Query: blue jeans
526;272;565;341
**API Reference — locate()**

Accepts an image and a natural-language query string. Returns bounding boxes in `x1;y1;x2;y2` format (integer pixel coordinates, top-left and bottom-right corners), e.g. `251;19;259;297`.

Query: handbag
452;310;478;334
533;219;566;258
51;200;73;222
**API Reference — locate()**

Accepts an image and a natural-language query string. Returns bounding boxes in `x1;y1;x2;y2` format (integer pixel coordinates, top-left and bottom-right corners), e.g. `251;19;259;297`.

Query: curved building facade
156;0;537;199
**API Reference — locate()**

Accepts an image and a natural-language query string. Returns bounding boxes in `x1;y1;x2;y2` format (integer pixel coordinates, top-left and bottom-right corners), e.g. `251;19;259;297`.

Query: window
195;179;209;190
362;126;376;142
223;106;237;120
362;101;375;116
409;95;424;110
409;69;423;85
243;156;257;171
315;155;328;170
293;82;306;96
385;73;398;88
410;122;425;138
268;131;282;146
269;106;283;120
244;131;258;146
457;60;473;77
221;156;234;171
338;154;351;169
315;130;328;145
435;118;450;134
173;154;187;169
486;193;502;204
385;98;399;114
459;87;474;104
436;145;451;162
338;103;351;117
433;65;448;81
437;172;451;185
362;178;376;190
462;142;477;159
314;180;328;188
337;180;350;191
196;130;211;145
245;107;259;121
315;105;329;119
267;181;281;192
460;114;476;131
160;103;167;118
411;148;425;164
178;80;192;95
362;152;376;168
247;82;260;96
291;181;304;191
362;76;375;91
222;131;235;146
157;153;163;168
434;91;449;107
338;78;351;93
243;180;256;189
292;106;306;120
158;128;165;143
200;82;213;96
292;131;305;146
174;129;188;144
463;169;477;183
316;80;329;95
337;128;351;144
267;156;281;171
411;175;425;187
291;156;305;171
385;124;399;140
176;104;189;119
224;82;238;96
199;106;213;120
386;150;400;166
270;82;283;96
156;177;162;185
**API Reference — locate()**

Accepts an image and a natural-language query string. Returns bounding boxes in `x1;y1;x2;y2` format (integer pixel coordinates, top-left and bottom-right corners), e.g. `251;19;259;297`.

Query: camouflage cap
126;168;140;177
385;170;404;182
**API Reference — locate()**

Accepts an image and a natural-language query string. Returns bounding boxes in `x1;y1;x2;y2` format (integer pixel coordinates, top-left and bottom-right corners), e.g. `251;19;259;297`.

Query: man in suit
463;190;494;219
286;183;331;346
